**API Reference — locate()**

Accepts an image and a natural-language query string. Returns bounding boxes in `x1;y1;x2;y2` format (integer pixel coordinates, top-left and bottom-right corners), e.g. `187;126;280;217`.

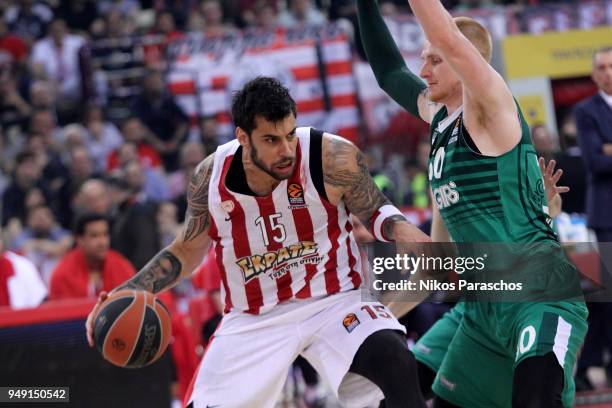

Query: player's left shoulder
321;132;360;170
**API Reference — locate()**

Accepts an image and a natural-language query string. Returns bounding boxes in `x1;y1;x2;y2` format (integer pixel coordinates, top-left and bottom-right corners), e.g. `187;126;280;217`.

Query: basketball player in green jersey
358;1;588;407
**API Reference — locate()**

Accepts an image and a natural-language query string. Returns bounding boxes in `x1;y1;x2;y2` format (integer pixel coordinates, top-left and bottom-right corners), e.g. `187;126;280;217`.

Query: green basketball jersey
428;105;557;244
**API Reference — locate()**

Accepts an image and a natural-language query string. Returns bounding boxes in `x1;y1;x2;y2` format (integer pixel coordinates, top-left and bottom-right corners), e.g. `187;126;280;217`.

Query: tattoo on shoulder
119;250;182;294
323;136;387;223
183;154;215;242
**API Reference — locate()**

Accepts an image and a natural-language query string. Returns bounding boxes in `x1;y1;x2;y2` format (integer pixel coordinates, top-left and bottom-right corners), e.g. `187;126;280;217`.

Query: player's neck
243;163;280;196
443;94;463;115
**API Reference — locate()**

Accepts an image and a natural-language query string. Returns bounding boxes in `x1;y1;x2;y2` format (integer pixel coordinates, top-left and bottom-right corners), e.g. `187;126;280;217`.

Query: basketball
92;290;171;368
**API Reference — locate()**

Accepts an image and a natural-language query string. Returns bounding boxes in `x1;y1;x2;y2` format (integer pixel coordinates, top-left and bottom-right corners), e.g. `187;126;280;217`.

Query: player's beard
429;80;462;104
249;138;295;181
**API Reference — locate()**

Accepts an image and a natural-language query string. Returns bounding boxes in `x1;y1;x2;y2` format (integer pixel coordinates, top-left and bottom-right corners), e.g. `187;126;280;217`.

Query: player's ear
236;127;249;147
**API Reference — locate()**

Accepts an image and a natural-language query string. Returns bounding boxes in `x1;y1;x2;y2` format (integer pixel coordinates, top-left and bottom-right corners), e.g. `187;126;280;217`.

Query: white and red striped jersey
207;127;363;315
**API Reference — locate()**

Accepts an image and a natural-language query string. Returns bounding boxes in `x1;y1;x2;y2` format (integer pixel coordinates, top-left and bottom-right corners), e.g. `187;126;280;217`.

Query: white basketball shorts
185;289;405;408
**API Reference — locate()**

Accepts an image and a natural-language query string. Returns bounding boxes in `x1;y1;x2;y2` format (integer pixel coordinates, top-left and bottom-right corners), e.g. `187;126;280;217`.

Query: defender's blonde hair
454;17;493;63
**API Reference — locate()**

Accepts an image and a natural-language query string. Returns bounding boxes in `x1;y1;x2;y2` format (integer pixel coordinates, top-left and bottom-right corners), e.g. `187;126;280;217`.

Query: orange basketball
92;290;171;368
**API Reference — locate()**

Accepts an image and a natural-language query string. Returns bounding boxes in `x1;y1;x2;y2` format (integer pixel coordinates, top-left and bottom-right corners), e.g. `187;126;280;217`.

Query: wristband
369;205;405;242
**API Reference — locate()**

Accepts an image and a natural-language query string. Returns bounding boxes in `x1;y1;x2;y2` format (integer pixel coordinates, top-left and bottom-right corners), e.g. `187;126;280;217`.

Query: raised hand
538;157;569;203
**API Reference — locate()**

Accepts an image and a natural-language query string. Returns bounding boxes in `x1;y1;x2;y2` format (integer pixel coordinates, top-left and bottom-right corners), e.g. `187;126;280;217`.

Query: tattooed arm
322;134;429;242
322;135;435;318
86;154;215;346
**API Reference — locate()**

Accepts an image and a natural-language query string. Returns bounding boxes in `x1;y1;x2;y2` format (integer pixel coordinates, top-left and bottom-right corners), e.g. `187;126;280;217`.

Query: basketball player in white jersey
86;77;430;408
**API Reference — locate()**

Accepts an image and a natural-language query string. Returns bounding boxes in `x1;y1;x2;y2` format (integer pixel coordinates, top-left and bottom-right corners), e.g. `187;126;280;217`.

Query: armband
369;205;405;242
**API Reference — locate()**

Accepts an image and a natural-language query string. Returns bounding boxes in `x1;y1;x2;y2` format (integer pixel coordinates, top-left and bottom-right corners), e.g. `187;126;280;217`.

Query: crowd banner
165;25;360;143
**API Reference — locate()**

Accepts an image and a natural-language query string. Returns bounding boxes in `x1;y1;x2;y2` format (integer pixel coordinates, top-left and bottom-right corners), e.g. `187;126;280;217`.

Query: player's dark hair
231;76;297;135
73;212;109;236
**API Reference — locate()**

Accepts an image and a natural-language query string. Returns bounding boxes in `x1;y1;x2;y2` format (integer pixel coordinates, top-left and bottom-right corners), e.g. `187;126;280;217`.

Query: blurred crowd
1;0;611;405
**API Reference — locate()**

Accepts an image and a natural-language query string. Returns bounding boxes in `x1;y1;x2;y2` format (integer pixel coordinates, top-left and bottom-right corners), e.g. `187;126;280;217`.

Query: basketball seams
102;290;146;366
100;290;137;357
152;300;171;363
151;307;165;363
121;291;149;366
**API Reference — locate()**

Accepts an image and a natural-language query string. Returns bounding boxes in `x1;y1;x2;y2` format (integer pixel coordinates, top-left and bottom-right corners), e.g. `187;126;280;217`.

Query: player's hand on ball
86;291;109;347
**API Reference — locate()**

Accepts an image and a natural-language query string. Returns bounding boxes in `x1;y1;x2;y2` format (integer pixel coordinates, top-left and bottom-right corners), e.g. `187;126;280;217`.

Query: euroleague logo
112;338;126;351
343;313;361;333
287;183;307;208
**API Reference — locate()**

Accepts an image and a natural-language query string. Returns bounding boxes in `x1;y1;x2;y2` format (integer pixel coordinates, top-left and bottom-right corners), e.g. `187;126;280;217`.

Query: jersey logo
432;182;460;209
236;241;321;283
343;313;360;333
287;183;307;208
429;147;445;181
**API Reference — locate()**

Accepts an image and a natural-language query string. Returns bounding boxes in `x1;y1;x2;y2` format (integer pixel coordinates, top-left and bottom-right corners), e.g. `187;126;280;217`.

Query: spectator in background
29;109;61;151
403;138;430;209
0;73;31;134
199;115;224;154
277;0;327;28
155;0;192;30
554;114;586;214
55;0;98;34
26;131;68;196
30;19;86;124
73;179;113;217
249;0;279;30
2;150;52;227
0;226;47;309
575;47;612;241
29;80;56;111
49;213;135;300
96;0;141;18
107;117;162;171
130;68;188;171
10;205;72;285
157;202;181;248
0;19;29;72
199;0;238;37
574;46;612;389
82;105;123;173
61;123;88;156
122;158;171;203
144;10;184;66
530;123;557;161
365;150;396;202
169;141;206;221
55;145;102;227
110;172;161;270
4;0;53;42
